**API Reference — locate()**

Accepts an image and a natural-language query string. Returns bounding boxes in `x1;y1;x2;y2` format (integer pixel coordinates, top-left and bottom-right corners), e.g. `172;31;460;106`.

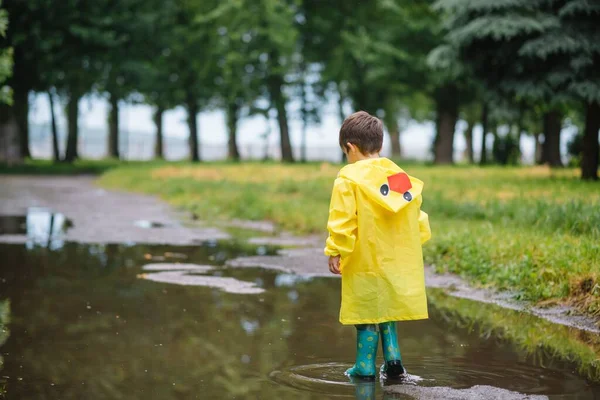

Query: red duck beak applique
388;172;413;202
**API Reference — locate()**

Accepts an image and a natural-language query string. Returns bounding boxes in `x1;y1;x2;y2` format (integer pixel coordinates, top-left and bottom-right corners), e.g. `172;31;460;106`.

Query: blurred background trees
0;0;598;179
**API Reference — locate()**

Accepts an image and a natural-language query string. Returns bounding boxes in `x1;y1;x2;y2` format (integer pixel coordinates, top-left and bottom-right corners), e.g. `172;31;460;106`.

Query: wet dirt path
0;175;228;245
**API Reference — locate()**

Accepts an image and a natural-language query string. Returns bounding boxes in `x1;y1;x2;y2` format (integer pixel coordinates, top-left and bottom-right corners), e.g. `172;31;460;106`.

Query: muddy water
0;242;598;400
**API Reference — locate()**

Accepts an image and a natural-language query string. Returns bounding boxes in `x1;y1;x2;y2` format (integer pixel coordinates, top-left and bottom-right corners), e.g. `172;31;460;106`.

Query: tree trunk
300;70;308;163
48;90;60;162
0;104;22;165
108;94;120;159
186;95;199;162
433;85;459;165
300;119;307;163
516;106;524;161
64;92;81;163
268;75;294;163
516;126;523;162
534;133;543;164
581;101;599;180
389;130;401;158
434;110;457;164
338;89;347;163
464;120;474;164
542;110;563;167
47;213;54;249
14;85;30;159
226;101;240;161
480;102;489;165
153;106;164;159
384;106;401;158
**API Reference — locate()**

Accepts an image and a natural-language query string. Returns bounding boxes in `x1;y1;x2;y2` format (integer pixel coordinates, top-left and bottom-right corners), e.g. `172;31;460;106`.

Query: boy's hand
328;255;341;275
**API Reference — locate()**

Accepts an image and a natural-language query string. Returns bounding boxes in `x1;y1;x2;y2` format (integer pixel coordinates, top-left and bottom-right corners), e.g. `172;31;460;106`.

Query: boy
324;111;431;380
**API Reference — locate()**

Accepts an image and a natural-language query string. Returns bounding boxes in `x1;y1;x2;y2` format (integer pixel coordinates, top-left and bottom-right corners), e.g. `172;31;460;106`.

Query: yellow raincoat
324;158;431;325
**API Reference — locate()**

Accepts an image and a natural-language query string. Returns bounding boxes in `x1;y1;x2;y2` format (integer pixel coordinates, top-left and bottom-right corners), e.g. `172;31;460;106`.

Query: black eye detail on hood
380;184;389;196
403;192;412;202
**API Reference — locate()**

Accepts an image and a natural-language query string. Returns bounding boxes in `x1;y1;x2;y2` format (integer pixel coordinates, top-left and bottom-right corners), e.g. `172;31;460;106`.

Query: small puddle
133;220;169;229
0;208;72;240
0;241;598;399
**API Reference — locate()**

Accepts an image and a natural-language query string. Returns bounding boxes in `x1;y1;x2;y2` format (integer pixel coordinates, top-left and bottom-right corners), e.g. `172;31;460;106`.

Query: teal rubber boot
378;321;406;379
345;325;378;380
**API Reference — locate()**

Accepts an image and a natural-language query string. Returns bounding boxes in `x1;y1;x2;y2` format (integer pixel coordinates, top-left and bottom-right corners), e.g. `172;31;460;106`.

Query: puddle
133;220;169;229
0;242;598;399
0;208;72;246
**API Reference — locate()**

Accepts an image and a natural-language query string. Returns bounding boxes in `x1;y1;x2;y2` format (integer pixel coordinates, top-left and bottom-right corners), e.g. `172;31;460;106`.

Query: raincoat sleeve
418;210;431;244
416;195;431;244
324;177;357;258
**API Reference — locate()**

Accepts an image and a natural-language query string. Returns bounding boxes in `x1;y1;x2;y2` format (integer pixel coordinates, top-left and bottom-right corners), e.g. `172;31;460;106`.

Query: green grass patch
98;162;600;319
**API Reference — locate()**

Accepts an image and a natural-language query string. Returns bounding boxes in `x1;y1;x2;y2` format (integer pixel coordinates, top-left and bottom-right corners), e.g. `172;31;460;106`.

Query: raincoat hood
338;158;423;213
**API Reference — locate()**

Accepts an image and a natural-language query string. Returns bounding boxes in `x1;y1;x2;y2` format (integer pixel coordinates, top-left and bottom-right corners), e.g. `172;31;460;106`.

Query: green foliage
437;0;600;105
0;1;11;104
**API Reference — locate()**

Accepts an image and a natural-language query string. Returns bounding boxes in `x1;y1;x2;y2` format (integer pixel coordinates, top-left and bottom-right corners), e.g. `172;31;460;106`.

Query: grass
13;160;594;320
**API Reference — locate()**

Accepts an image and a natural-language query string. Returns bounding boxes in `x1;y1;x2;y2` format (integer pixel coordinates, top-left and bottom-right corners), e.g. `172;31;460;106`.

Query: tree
1;0;41;159
57;2;116;163
160;0;222;163
427;40;481;165
0;1;11;105
136;1;179;160
200;1;268;161
254;0;299;162
47;89;60;162
461;102;480;164
302;0;440;159
0;0;18;165
435;0;567;167
553;1;600;180
97;0;162;160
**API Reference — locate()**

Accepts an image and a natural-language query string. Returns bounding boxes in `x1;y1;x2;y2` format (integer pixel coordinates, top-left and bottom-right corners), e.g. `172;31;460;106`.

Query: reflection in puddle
139;263;264;294
0;208;72;248
0;242;598;399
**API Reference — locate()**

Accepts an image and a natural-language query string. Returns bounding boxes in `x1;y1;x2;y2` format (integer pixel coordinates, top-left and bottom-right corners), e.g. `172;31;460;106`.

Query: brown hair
339;111;383;154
